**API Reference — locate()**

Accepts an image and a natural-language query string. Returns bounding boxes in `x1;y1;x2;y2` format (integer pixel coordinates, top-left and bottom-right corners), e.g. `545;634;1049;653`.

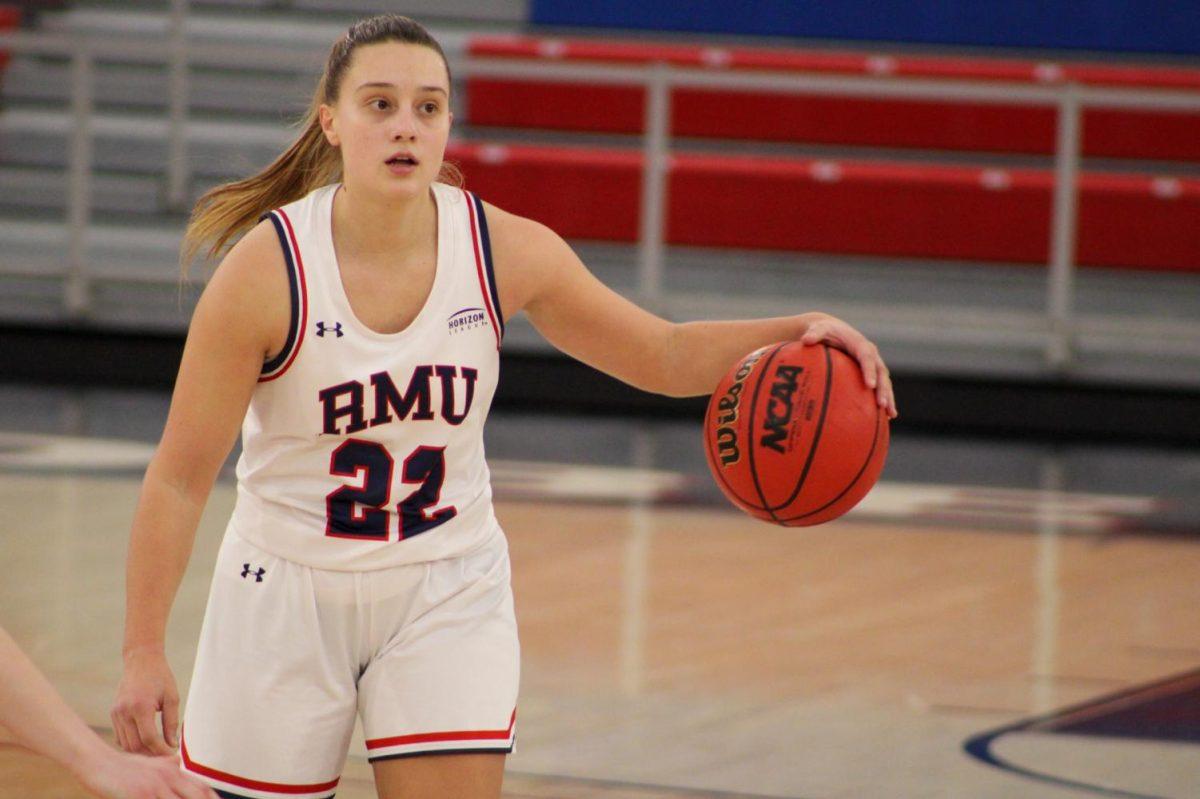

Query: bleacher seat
466;35;1200;162
0;5;22;72
446;142;1200;272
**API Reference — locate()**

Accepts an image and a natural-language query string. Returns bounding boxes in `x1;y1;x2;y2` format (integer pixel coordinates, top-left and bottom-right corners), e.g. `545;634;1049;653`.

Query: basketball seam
747;343;788;522
767;344;833;512
778;404;885;524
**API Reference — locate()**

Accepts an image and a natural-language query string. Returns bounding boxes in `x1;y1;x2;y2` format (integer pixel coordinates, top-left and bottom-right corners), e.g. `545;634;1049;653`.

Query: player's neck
332;183;435;264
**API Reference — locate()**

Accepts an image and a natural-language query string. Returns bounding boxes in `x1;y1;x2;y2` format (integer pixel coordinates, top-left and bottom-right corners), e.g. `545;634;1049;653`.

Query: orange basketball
703;341;889;526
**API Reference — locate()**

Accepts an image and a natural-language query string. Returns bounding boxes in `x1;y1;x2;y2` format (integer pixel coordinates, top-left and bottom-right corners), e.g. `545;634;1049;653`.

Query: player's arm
0;626;216;798
664;313;895;415
113;221;289;756
485;204;896;415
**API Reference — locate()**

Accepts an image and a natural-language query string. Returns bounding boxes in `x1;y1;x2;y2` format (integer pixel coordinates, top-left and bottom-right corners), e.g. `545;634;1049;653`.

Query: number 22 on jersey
326;439;456;541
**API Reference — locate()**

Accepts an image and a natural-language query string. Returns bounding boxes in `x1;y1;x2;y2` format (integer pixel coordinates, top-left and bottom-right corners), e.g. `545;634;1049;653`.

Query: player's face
321;41;452;200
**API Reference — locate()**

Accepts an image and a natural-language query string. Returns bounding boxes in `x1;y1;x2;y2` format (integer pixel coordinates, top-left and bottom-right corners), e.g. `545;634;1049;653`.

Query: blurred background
0;2;1198;798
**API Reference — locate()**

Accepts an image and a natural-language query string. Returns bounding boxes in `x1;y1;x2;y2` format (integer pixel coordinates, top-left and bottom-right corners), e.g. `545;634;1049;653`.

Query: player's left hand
799;312;898;419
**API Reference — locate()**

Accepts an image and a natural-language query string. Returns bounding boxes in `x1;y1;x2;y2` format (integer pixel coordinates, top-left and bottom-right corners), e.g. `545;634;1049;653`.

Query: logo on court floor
316;321;344;338
241;563;266;582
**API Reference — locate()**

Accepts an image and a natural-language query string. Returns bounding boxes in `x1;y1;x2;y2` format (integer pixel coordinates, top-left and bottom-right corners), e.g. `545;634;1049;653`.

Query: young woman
0;625;214;799
111;14;896;799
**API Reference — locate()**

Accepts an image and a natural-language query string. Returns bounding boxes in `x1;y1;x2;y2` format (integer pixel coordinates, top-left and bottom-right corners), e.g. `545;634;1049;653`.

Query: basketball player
0;625;215;798
111;15;896;799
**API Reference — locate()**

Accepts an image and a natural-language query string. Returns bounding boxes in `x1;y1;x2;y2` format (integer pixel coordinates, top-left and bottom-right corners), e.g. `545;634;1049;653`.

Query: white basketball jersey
229;182;505;570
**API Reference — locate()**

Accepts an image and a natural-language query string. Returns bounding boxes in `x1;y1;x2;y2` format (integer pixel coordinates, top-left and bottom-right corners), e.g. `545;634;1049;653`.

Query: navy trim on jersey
259;210;305;381
367;744;515;764
470;194;505;340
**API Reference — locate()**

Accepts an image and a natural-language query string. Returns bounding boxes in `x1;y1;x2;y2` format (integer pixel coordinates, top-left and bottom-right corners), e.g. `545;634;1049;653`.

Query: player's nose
390;106;418;140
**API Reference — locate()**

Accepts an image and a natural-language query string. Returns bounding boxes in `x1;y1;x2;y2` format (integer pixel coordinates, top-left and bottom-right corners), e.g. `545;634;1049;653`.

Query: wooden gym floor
0;388;1197;798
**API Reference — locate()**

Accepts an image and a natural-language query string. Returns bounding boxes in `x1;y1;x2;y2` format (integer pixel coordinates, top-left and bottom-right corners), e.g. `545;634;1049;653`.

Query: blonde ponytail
180;83;338;275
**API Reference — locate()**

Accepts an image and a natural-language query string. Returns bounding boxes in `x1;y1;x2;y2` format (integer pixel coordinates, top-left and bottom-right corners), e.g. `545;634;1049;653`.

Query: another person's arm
112;222;289;756
0;626;215;799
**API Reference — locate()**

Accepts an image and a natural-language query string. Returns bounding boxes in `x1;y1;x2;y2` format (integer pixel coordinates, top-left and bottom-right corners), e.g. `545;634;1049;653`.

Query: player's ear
319;104;340;147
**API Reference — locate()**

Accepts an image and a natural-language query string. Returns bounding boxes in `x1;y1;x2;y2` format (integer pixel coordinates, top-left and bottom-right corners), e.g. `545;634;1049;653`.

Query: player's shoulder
193;219;292;352
207;219;289;297
478;200;567;269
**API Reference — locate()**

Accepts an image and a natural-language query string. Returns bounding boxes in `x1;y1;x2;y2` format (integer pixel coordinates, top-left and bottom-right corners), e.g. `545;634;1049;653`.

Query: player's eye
420;102;439;114
370;98;390;111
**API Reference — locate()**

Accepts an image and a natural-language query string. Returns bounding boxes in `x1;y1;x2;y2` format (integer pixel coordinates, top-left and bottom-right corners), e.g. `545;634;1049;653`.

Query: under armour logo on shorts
316;321;344;338
241;564;266;582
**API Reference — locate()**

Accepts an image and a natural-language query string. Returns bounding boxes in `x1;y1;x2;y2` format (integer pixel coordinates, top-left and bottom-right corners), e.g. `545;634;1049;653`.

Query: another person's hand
111;649;180;756
77;747;215;799
799;312;898;418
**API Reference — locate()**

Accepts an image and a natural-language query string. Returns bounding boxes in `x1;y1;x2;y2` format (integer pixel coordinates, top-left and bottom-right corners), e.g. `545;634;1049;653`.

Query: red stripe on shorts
180;732;339;794
365;709;517;750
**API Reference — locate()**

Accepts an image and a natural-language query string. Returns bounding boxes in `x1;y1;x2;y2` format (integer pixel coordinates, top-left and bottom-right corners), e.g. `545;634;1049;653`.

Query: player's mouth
385;152;419;174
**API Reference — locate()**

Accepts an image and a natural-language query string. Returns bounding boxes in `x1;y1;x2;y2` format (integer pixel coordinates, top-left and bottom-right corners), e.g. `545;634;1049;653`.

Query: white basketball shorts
179;523;519;799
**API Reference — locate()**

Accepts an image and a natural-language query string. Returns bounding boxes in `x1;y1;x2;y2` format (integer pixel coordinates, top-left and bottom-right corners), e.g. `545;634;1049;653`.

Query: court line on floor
963;667;1200;799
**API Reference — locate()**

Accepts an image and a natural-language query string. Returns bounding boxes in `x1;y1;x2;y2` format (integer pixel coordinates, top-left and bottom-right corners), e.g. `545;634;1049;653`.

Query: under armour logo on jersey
448;307;488;334
316;321;344;338
241;563;266;582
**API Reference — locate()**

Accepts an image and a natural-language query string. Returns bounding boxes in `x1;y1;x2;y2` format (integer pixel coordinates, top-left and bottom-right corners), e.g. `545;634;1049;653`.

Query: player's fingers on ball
875;362;890;404
880;374;893;411
854;344;879;389
879;372;898;418
854;338;878;360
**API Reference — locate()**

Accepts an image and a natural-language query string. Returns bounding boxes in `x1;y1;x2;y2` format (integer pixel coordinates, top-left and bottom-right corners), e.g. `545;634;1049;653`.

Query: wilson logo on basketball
760;364;804;453
712;347;768;467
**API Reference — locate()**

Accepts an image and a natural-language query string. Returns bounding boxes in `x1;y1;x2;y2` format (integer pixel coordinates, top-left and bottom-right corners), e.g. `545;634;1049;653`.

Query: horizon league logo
448;307;489;334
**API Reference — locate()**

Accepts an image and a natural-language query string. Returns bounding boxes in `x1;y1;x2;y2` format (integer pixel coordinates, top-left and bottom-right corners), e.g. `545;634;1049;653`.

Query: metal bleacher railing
2;13;1200;383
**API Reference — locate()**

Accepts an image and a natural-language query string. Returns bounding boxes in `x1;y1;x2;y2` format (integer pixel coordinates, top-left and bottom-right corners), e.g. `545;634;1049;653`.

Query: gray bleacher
2;2;1199;388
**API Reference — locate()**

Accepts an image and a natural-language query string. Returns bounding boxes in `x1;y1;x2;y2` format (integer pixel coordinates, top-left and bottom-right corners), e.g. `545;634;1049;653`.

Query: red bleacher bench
446;141;1200;272
466;35;1200;162
0;5;21;72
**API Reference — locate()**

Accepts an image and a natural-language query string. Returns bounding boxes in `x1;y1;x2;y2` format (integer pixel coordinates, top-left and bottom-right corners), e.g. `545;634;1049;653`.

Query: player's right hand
78;749;215;799
111;649;180;757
